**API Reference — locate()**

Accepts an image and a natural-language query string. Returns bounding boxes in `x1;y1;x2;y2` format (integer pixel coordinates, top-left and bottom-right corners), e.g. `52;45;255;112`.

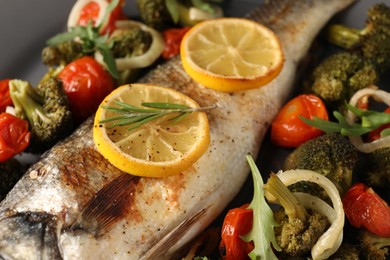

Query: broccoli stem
264;174;308;222
326;24;361;49
9;80;52;125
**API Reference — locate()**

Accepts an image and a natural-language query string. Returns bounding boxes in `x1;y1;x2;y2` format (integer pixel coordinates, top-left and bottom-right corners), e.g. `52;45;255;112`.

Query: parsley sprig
100;101;216;131
300;103;390;137
46;0;120;79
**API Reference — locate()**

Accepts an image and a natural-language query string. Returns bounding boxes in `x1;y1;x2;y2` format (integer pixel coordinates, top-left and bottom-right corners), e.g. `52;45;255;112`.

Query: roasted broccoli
9;79;74;153
283;133;359;195
359;229;390;260
136;0;223;29
264;174;329;257
306;52;379;107
0;159;24;201
360;146;390;189
41;41;84;67
305;3;390;108
329;243;360;260
327;3;390;72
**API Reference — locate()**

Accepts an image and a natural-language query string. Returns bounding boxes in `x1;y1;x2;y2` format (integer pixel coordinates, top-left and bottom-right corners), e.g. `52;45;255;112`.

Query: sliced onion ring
347;87;390;153
67;0;108;30
95;20;165;71
269;169;344;260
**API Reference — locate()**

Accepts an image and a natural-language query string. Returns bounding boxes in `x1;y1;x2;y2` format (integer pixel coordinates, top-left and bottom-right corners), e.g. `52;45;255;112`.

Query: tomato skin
219;204;254;260
78;0;126;35
343;183;390;237
0;79;13;113
271;94;328;148
162;27;191;59
0;113;30;162
367;107;390;142
58;56;114;123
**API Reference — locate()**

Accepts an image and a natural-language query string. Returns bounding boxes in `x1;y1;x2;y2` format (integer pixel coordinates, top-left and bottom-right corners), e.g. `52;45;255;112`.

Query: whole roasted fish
0;0;355;259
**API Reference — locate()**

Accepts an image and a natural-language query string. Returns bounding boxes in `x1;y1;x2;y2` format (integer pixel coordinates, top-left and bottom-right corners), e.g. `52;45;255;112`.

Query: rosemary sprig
300;103;390;138
100;101;217;131
46;0;120;79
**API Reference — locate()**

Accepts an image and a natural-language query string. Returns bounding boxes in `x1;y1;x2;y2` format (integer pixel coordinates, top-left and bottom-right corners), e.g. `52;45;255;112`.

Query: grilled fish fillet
0;0;356;259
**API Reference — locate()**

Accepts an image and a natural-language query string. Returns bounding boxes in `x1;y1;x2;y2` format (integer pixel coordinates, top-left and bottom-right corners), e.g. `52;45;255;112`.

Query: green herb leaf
100;102;216;130
191;0;215;14
99;0;120;28
165;0;180;24
300;103;390;137
242;154;280;260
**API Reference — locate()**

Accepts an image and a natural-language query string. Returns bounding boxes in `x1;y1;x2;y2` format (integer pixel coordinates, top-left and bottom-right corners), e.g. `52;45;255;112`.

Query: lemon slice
180;18;284;92
93;84;210;177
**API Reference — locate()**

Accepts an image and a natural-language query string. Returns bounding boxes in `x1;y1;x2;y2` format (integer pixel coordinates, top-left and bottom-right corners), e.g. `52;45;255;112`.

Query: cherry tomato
0;112;30;162
343;183;390;237
271;94;328;148
78;0;127;35
0;79;13;113
367;107;390;142
162;27;191;59
219;204;254;260
58;56;114;123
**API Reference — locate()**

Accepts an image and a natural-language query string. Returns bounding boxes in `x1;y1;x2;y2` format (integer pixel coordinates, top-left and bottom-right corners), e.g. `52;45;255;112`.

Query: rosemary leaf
169;112;191;124
142;102;190;110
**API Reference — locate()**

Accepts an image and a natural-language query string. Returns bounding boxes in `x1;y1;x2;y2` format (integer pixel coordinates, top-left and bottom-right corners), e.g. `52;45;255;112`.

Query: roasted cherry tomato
78;0;126;35
367;107;390;142
271;94;328;148
343;183;390;237
58;56;114;123
0;79;13;113
162;27;190;59
0;112;30;162
219;204;254;260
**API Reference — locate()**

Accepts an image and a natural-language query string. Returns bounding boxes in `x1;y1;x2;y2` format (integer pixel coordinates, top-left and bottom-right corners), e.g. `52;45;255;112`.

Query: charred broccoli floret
283;133;359;195
136;0;223;29
264;174;329;257
307;52;379;107
359;229;390;260
0;159;24;201
360;146;390;189
9;79;74;153
305;3;390;108
327;3;390;72
41;41;84;67
110;27;153;58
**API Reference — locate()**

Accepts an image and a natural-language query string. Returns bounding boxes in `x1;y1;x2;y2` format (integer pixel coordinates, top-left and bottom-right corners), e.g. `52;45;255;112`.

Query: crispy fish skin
0;0;356;259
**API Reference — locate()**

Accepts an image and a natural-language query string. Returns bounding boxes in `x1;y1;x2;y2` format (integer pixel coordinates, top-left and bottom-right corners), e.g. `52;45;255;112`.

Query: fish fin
71;174;139;236
141;206;210;260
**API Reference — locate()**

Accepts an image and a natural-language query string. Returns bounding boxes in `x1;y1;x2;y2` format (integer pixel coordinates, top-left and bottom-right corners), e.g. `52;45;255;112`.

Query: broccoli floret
136;0;174;30
264;174;329;257
0;159;24;201
41;41;84;67
110;27;153;59
360;147;390;189
359;229;390;260
9;79;74;153
283;133;359;195
327;3;390;72
306;52;379;107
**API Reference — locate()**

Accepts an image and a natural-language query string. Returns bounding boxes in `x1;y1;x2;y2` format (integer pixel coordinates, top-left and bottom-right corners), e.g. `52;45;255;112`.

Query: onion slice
347;87;390;153
270;169;344;260
95;20;165;71
67;0;108;30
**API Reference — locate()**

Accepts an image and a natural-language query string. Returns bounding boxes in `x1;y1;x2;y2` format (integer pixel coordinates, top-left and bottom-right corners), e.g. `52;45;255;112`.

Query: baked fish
0;0;356;259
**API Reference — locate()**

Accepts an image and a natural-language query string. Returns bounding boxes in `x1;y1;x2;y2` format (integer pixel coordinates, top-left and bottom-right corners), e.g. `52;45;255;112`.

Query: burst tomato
58;56;114;123
343;183;390;237
0;112;30;162
162;27;191;59
367;107;390;142
271;94;328;148
78;0;127;35
219;204;254;260
0;79;13;113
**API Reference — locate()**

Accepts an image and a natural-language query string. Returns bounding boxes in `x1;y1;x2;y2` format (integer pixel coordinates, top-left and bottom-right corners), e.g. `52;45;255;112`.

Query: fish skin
0;0;356;259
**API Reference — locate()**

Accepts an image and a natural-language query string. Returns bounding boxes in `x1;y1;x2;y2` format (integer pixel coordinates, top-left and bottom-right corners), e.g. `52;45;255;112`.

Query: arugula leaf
242;154;280;260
